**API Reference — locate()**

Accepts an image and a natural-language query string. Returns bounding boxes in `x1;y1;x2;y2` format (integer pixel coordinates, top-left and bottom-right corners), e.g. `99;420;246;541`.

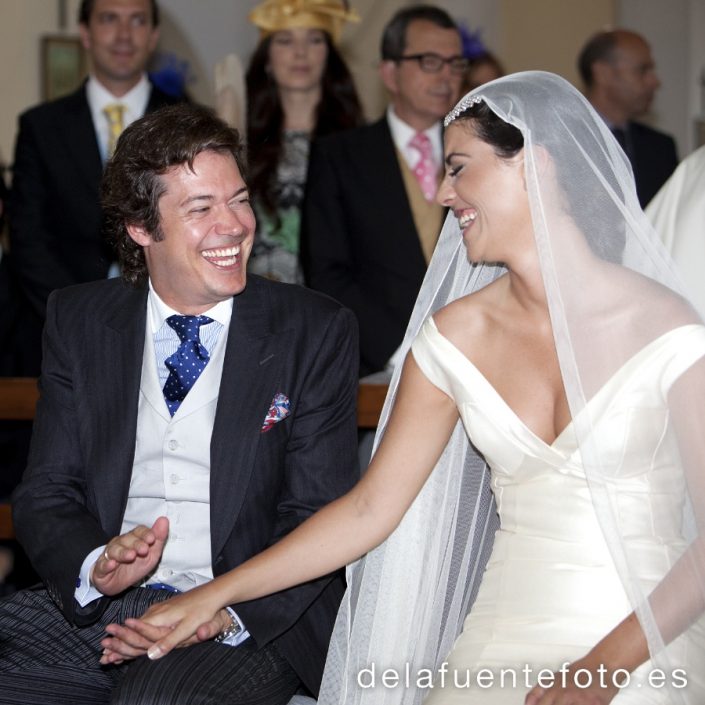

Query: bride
103;72;705;704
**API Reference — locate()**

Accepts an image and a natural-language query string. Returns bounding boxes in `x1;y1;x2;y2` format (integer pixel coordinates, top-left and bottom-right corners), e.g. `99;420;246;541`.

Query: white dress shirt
86;73;151;162
386;105;443;173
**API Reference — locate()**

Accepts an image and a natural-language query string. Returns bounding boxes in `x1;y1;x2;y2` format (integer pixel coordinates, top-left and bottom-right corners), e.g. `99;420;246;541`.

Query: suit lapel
369;119;416;222
93;283;149;534
366;118;429;271
145;83;173;112
60;82;171;199
61;84;103;196
209;278;285;558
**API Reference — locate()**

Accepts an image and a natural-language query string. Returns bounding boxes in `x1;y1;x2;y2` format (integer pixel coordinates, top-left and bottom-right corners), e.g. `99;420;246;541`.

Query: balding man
578;29;678;207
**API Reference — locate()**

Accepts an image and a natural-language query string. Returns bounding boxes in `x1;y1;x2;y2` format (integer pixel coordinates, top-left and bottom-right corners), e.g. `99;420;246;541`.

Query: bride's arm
642;355;705;641
124;351;461;659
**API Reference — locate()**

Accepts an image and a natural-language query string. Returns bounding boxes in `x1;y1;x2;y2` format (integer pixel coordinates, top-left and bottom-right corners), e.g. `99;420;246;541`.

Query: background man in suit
9;0;181;374
0;104;359;705
302;5;464;376
577;28;678;207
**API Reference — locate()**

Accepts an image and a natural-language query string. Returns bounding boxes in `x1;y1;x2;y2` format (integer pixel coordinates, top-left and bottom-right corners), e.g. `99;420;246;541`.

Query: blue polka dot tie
162;315;213;416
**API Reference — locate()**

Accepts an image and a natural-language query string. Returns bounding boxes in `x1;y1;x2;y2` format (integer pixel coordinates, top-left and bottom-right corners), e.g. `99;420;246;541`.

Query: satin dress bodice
412;317;705;704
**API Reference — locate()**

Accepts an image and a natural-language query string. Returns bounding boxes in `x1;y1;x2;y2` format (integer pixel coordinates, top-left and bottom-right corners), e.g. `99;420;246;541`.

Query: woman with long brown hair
245;0;364;283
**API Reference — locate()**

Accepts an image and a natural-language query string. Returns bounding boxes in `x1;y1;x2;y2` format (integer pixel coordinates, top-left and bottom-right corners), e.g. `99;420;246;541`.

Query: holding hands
99;566;232;665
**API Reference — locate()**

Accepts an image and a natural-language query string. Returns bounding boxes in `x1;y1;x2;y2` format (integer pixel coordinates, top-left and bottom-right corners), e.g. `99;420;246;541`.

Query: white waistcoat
121;324;227;592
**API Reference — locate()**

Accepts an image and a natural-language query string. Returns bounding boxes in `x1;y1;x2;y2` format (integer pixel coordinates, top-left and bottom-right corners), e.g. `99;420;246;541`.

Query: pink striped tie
409;132;437;202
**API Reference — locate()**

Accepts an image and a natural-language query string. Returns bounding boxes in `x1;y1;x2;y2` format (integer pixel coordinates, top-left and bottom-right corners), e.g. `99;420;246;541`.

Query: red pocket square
261;393;290;433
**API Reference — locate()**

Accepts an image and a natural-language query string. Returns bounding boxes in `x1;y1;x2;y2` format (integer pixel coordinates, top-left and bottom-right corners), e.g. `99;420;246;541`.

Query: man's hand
91;516;169;597
100;584;230;665
100;620;172;665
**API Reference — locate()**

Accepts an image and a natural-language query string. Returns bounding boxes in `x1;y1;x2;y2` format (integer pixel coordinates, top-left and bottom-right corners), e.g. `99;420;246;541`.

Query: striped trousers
0;586;300;705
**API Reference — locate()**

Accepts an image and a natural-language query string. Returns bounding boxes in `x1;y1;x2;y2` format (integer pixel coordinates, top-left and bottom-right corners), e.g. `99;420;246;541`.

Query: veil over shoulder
319;71;705;704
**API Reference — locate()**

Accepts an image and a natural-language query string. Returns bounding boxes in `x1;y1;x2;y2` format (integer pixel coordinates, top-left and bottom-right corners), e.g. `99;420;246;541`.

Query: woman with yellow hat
246;0;364;283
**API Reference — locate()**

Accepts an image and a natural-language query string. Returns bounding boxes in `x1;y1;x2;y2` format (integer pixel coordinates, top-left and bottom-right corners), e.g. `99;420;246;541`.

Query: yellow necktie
103;104;125;157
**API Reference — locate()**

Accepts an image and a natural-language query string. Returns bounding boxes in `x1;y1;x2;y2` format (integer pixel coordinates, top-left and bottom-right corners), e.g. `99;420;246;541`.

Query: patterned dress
248;130;309;284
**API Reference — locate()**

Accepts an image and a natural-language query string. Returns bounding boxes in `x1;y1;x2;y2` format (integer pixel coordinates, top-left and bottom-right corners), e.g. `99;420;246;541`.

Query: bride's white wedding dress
412;317;705;704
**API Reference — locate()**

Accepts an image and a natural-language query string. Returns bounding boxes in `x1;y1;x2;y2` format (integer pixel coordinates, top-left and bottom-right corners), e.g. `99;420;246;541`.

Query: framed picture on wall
42;35;87;101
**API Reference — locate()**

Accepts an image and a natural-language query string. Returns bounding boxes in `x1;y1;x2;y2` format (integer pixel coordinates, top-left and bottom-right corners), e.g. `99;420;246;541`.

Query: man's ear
78;23;91;52
591;60;614;88
379;60;399;94
126;223;153;248
147;26;160;54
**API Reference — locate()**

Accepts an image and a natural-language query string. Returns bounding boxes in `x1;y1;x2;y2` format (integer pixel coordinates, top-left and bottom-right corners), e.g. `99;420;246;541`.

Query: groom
0;104;359;704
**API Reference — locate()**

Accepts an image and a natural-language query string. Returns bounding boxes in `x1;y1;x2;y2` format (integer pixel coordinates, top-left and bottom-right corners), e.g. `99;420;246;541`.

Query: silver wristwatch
214;612;242;643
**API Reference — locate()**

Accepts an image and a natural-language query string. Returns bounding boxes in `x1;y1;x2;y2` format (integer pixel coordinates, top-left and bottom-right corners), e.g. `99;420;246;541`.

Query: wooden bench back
0;378;38;539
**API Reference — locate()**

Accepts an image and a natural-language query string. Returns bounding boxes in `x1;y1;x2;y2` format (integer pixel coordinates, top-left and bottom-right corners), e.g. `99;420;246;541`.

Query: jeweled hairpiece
444;94;485;127
249;0;359;44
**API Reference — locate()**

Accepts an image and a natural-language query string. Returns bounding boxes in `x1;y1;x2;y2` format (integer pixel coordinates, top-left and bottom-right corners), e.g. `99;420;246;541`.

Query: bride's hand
103;584;230;662
524;656;620;704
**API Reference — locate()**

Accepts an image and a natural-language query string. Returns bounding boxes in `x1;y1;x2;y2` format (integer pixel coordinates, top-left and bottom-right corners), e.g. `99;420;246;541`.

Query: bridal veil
319;71;705;704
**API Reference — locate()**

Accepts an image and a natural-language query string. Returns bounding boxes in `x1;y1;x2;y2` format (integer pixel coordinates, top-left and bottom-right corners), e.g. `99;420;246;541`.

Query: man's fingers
100;636;144;658
150;516;170;543
99;648;126;666
123;618;172;643
104;623;154;651
99;623;154;664
103;522;166;566
102;542;137;565
145;618;214;659
195;619;223;642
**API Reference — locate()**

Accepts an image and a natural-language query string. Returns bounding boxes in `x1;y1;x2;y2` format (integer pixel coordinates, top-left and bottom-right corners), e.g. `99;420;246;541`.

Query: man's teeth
202;246;240;264
458;212;477;228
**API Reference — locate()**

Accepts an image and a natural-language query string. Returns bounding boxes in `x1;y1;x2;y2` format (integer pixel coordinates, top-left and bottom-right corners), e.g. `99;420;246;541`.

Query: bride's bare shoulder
608;264;700;328
432;276;505;342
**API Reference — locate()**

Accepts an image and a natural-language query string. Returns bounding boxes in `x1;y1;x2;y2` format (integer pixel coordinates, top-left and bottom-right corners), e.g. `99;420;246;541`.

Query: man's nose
116;18;133;40
216;207;244;235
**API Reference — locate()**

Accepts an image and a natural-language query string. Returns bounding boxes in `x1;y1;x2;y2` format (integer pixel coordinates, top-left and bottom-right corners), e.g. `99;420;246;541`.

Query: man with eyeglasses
302;4;464;377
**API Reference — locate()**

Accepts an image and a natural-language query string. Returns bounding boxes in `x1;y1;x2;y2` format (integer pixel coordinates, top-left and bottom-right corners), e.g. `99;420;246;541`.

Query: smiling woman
243;0;364;283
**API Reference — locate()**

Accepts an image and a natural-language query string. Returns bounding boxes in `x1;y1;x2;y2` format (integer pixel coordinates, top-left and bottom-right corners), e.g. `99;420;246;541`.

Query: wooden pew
0;377;39;421
356;380;389;428
0;378;38;539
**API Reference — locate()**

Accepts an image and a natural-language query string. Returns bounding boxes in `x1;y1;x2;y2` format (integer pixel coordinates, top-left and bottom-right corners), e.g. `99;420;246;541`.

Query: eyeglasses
394;53;469;75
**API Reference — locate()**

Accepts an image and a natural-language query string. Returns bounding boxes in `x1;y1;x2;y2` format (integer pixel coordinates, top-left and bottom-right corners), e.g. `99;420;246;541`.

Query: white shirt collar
86;74;151;159
386;106;443;170
147;280;233;335
86;73;151;116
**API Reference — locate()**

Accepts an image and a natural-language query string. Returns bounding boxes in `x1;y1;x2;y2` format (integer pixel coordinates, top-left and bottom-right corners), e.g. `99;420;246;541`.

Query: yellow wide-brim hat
249;0;360;44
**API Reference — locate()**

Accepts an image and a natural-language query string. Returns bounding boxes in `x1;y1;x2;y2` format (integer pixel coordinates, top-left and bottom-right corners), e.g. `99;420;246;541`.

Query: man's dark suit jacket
9;80;180;319
627;120;678;207
11;275;360;695
302;117;431;376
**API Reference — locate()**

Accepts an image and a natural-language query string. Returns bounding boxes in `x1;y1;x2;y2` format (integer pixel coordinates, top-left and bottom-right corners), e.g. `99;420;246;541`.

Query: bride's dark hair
453;99;626;263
